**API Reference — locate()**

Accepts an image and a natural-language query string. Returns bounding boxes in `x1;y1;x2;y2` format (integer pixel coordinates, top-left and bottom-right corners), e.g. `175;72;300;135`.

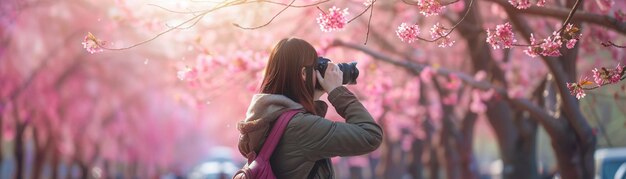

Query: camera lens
337;62;358;85
315;57;359;88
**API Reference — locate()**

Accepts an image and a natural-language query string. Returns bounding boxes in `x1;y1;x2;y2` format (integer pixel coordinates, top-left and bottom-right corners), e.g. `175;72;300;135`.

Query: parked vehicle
188;147;239;179
595;147;626;179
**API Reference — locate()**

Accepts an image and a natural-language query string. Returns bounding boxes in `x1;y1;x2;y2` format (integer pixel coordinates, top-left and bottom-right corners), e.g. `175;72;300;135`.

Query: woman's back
238;86;383;179
237;37;382;179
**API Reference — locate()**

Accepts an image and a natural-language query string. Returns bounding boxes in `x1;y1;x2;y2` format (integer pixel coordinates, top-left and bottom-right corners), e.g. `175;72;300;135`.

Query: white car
188;147;240;179
595;147;626;179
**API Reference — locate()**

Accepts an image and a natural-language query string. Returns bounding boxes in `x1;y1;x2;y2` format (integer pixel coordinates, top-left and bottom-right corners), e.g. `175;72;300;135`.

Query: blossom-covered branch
484;0;584;57
401;0;460;16
315;0;376;44
567;64;626;100
395;0;475;47
234;0;296;29
485;0;626;35
331;39;566;135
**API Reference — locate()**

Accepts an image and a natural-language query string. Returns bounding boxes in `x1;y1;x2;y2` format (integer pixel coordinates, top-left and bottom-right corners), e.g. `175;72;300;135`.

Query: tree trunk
51;148;60;179
103;160;111;179
459;112;480;179
485;100;539;179
551;133;585;179
0;114;3;177
407;138;424;179
439;113;461;179
79;161;90;179
501;1;598;177
424;118;439;179
14;123;26;179
31;128;51;179
375;117;405;179
348;166;363;179
375;137;405;179
455;0;540;176
560;1;596;176
32;145;46;179
429;146;440;179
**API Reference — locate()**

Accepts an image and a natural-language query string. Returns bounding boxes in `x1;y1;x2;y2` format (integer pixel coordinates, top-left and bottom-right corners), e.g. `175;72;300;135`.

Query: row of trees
148;0;625;178
1;1;218;178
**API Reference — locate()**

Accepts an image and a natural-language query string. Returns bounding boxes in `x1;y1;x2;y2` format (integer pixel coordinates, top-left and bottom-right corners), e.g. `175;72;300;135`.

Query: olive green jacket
237;86;383;179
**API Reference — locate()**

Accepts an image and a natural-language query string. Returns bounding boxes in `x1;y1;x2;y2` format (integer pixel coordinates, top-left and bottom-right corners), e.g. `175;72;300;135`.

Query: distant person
236;37;383;178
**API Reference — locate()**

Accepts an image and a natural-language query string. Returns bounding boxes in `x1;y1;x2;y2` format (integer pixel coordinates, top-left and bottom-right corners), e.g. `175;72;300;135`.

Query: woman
237;37;383;178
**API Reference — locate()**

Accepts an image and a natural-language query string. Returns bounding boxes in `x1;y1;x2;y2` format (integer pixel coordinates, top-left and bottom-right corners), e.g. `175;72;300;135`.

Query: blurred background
0;0;625;178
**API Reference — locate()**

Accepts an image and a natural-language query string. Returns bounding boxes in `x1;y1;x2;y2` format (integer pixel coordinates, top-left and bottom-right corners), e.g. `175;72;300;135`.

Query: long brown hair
259;38;317;114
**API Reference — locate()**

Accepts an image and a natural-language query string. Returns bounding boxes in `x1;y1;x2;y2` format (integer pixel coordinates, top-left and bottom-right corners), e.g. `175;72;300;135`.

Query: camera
315;57;359;90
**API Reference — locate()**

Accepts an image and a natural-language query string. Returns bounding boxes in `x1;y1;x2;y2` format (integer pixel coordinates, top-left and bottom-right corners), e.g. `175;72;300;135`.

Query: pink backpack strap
257;109;301;161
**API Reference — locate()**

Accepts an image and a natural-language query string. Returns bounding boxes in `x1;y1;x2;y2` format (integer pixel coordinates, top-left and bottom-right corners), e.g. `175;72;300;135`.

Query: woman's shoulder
287;112;332;129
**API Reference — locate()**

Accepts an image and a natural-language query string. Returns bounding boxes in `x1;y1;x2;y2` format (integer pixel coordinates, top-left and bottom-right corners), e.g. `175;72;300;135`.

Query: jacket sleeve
292;86;383;161
314;100;328;117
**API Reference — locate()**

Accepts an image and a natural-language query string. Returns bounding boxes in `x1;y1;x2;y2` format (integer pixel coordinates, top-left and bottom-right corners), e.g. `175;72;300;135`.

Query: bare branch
101;0;246;51
555;0;581;34
347;1;374;24
108;0;331;50
602;41;626;48
150;0;331;15
484;0;626;35
234;0;296;29
402;0;461;6
364;0;375;45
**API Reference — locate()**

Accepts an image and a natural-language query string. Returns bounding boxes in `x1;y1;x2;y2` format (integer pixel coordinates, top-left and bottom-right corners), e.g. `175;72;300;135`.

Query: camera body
315;57;359;90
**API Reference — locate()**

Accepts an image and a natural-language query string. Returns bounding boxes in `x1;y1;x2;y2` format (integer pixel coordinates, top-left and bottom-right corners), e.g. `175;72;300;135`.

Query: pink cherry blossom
486;22;517;49
565;23;574;32
430;23;455;47
480;88;496;100
469;90;487;113
566;39;577;49
364;0;374;6
316;6;349;32
396;23;421;43
445;74;461;90
416;0;445;16
523;33;540;58
442;93;458;105
609;73;622;84
177;66;198;81
615;10;626;22
592;68;605;85
610;63;624;84
82;32;106;54
539;34;563;57
536;0;546;6
474;70;487;81
595;0;614;12
592;64;624;85
420;67;433;83
566;82;586;100
508;0;532;9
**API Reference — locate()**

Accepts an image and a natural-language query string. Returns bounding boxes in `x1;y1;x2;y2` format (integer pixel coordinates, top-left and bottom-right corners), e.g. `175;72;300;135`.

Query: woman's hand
316;62;343;93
